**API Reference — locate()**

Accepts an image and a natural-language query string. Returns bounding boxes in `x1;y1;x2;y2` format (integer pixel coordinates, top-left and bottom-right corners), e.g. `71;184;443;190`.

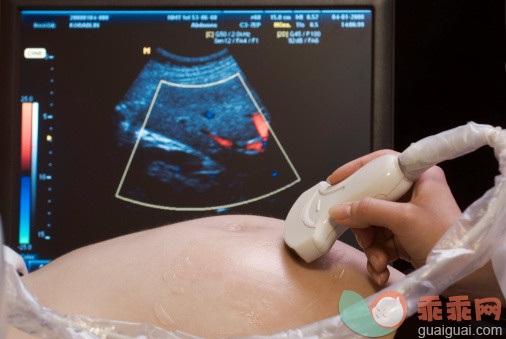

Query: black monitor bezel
0;0;394;248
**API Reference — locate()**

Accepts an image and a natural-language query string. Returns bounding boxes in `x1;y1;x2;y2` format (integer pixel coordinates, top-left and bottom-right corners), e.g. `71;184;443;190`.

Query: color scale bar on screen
19;101;39;245
19;176;31;244
21;102;32;171
31;102;39;215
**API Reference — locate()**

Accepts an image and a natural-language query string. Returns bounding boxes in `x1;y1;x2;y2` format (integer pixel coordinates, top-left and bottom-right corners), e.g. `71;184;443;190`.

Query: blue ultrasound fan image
115;48;300;210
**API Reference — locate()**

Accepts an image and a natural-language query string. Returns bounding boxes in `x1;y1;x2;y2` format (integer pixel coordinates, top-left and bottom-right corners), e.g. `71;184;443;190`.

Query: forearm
442;261;505;304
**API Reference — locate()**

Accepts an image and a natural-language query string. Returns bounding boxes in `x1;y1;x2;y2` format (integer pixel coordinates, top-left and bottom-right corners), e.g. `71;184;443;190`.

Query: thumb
329;197;410;234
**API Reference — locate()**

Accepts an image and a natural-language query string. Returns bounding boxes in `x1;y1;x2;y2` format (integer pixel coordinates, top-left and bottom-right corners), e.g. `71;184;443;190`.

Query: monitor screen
4;5;385;271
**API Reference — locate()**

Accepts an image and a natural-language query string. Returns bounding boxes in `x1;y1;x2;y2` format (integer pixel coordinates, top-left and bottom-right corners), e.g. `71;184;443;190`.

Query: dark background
394;0;505;211
394;0;505;337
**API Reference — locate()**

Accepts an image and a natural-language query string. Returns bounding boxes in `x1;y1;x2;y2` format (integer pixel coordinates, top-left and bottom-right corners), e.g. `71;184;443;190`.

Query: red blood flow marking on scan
209;133;234;148
202;129;234;148
246;141;264;152
252;113;269;141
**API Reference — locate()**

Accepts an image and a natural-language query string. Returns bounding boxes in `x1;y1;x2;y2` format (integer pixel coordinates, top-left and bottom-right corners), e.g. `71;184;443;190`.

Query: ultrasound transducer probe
284;122;504;263
284;154;413;263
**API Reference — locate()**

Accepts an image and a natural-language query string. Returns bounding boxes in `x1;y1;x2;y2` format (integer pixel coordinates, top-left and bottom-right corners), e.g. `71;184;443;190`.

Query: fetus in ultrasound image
115;48;299;210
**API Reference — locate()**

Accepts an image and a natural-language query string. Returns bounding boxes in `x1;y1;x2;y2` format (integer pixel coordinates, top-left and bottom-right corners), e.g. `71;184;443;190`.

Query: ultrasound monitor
0;0;394;271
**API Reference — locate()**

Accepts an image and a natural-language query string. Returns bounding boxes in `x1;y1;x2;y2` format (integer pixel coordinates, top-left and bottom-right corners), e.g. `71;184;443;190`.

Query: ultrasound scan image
115;48;299;210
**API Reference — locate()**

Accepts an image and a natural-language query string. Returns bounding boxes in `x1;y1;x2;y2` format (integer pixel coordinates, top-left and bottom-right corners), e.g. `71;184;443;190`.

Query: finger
367;226;405;263
327;150;398;184
377;235;405;263
377;226;394;241
329;198;413;234
366;260;390;286
368;232;412;264
416;165;448;186
411;166;445;196
375;269;390;286
366;247;389;273
363;232;397;286
352;228;374;249
412;166;459;206
366;261;375;278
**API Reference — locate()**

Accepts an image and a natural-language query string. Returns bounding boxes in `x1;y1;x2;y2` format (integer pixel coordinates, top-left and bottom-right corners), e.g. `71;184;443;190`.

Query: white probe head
284;181;348;262
284;154;413;262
